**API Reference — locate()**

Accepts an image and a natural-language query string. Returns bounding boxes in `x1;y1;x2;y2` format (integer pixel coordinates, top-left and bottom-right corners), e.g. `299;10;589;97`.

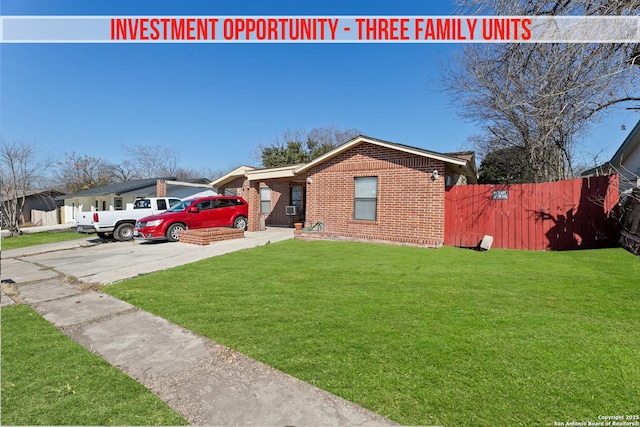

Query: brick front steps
179;227;244;245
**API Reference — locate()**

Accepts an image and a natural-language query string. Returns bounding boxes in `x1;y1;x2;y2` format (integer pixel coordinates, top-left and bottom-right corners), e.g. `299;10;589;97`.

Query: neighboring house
582;119;640;196
57;177;215;224
1;189;64;227
213;135;477;248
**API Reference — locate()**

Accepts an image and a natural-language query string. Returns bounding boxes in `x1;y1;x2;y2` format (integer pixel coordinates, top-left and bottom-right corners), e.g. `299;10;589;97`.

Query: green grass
1;229;88;250
0;304;188;426
104;241;640;426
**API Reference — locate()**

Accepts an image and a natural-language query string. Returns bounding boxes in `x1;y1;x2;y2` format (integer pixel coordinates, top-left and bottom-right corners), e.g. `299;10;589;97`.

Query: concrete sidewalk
0;228;397;426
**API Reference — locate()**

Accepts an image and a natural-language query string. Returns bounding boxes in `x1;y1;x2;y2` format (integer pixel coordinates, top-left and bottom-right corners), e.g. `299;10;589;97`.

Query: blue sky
2;0;639;178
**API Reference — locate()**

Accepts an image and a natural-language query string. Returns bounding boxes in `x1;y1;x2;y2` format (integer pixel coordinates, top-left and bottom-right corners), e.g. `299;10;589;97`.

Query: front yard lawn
1;229;87;250
104;241;640;426
1;305;187;426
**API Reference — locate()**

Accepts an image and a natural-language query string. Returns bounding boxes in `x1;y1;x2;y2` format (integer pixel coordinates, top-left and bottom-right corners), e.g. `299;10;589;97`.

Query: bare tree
0;141;51;236
123;145;182;178
110;160;140;182
307;125;362;159
456;0;640;17
444;0;640;182
55;152;114;193
169;165;235;182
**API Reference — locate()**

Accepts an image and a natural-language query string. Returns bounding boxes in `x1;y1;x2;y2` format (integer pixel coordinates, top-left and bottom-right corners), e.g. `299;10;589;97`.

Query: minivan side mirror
188;207;200;214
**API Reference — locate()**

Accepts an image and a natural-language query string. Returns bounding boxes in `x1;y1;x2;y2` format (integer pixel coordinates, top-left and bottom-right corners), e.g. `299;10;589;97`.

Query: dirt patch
1;282;25;304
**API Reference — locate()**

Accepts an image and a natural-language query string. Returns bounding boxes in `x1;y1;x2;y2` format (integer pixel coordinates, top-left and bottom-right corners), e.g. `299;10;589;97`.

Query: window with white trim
354;177;377;221
260;187;271;214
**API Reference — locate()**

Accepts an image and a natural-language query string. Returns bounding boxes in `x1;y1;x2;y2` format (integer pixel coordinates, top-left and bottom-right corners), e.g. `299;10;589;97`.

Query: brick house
213;136;477;247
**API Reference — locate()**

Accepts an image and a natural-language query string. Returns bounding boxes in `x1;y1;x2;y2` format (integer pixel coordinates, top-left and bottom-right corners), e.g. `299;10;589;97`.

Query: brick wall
219;176;287;232
262;181;291;227
220;176;251;200
301;143;446;247
179;227;244;245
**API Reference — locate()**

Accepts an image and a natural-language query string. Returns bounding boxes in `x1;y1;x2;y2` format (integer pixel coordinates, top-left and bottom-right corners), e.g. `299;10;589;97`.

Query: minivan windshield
167;199;194;212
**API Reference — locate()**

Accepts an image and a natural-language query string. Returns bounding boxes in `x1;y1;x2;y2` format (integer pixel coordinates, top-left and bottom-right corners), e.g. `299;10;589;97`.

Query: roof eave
245;164;303;180
211;166;257;187
294;135;467;174
611;119;640;165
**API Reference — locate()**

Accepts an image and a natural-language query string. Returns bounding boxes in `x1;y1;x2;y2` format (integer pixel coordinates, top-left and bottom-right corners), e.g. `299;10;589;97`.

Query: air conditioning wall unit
285;205;300;215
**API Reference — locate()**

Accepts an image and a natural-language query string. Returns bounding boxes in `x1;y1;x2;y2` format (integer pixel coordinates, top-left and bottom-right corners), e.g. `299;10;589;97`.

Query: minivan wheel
233;216;248;231
166;223;186;242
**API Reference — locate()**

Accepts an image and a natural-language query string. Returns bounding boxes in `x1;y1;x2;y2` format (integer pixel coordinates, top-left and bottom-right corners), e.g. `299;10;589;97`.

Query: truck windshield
167;199;194;212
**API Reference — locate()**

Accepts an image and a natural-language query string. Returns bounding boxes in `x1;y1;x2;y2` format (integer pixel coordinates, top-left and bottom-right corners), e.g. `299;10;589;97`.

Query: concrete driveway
2;227;294;285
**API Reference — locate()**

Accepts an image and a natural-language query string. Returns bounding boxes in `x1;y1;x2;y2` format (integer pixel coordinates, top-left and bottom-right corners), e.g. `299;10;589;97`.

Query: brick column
247;181;261;232
156;180;167;197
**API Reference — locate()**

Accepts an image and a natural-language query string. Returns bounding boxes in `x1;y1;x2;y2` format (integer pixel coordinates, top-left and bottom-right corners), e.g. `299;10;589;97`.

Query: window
260;188;271;214
354;177;377;221
196;200;213;211
156;199;167;210
215;199;231;208
134;199;151;209
291;187;303;208
114;197;123;210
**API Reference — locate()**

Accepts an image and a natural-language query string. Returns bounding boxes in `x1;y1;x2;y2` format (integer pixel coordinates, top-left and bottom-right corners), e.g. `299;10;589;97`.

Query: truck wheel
114;223;134;241
233;216;248;231
166;223;186;242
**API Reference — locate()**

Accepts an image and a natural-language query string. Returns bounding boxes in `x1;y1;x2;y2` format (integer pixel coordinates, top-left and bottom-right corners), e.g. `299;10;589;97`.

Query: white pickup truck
75;197;181;241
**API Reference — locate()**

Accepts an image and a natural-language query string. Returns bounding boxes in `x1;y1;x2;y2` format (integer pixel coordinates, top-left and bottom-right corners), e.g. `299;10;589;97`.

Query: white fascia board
211;165;257;187
245;164;302;181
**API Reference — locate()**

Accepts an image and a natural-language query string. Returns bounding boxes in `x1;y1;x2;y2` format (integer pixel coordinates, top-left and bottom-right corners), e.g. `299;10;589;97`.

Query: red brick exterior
257;180;306;228
221;177;306;231
262;181;288;226
300;143;446;247
178;227;244;245
218;142;451;246
219;176;251;199
247;181;261;232
156;180;167;197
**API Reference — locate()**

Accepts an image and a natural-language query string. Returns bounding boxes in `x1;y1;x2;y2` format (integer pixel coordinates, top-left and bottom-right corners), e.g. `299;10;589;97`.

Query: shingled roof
55;178;175;200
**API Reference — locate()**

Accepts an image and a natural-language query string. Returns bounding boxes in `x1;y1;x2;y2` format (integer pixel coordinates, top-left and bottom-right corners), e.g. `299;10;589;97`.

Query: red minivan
134;196;248;242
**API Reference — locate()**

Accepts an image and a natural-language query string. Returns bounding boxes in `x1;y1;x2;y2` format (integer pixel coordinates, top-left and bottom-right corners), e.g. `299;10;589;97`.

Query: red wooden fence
444;175;620;250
